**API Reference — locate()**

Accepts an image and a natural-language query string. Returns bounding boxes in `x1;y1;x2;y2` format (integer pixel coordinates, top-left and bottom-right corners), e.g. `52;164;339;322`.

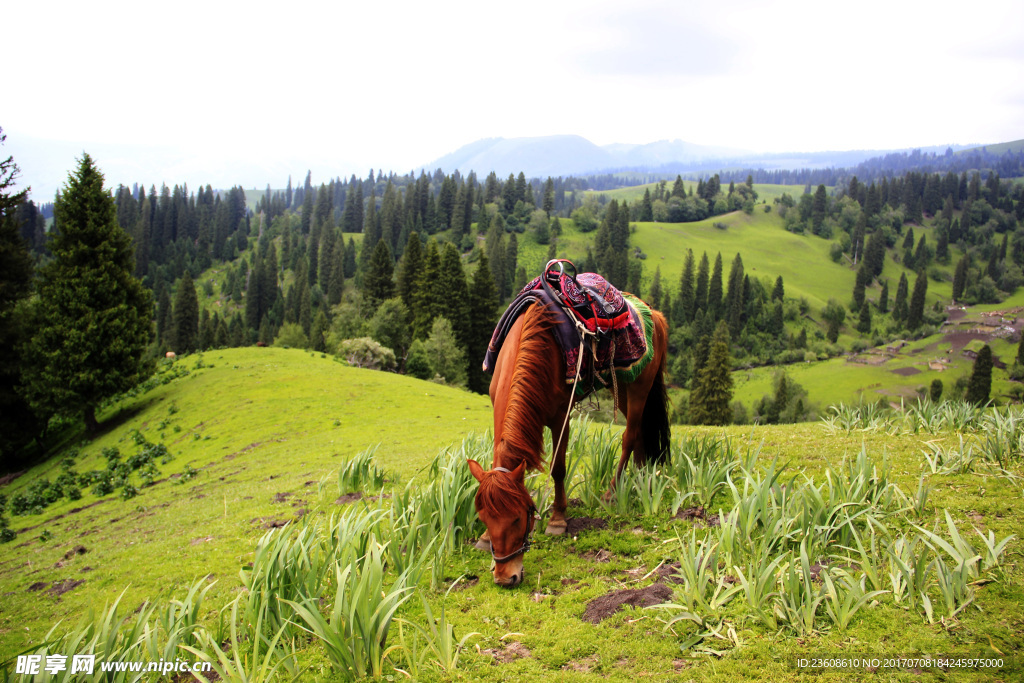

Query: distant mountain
422;135;986;180
424;135;752;178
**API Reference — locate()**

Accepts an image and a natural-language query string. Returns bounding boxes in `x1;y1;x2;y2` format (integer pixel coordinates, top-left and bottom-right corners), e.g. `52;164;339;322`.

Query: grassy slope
0;348;493;658
1;348;1021;681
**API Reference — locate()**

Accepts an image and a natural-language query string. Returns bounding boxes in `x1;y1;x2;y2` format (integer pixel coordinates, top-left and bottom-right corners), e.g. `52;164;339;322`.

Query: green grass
2;349;1023;682
0;348;492;659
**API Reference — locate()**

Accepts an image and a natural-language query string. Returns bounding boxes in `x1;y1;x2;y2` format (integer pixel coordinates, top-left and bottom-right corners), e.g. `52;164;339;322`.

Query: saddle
533;260;632;334
483;260;654;397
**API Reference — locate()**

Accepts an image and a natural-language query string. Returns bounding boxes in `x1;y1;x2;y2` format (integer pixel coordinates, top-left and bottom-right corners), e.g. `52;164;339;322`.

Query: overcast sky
4;0;1023;200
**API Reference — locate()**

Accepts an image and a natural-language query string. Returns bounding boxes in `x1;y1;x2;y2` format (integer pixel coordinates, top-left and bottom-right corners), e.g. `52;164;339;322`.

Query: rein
489;467;538;564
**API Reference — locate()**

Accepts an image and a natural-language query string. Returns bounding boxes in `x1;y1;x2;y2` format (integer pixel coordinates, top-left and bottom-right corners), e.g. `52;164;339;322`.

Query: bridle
488;467;538;565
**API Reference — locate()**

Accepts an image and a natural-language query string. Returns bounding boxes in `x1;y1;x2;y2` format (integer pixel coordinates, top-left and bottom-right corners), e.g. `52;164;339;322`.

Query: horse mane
495;302;561;474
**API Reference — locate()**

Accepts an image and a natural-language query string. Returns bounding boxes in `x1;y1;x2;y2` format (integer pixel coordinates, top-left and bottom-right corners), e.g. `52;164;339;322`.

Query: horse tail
641;310;671;465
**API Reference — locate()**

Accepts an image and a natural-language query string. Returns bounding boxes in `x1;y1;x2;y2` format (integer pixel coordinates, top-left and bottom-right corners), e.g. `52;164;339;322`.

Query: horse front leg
545;420;570;535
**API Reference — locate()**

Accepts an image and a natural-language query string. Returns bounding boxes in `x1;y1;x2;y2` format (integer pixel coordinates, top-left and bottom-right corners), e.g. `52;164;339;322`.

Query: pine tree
707;253;724;320
952;255;968;301
173;272;200;353
694;252;710;315
907;269;928;331
853;265;868;310
439;243;471;353
772;276;785;302
857;300;872;334
364;239;395;311
467;251;500;394
648;266;663;312
677;249;695;325
413;240;442;340
878;279;889;314
811;185;828;235
893;273;909;322
396;231;423;311
0;129;42;464
965;344;993;405
23;154;153;433
689;321;733;426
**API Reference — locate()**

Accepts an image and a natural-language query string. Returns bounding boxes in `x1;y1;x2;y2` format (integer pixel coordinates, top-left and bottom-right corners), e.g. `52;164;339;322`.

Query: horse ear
511;460;527;481
467;459;486;483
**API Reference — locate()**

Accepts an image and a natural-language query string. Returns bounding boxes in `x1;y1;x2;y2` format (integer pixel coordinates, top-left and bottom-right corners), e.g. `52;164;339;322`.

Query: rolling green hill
2;347;1022;681
0;348;493;658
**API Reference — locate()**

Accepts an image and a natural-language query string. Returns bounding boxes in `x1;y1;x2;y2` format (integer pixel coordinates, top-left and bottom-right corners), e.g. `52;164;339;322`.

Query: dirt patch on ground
482;641;532;663
891;366;921;376
224;442;262;460
579;548;613;563
562;654;600;673
272;492;292;503
654;562;685;585
674;506;719;527
63;545;88;560
48;579;86;597
448;575;478;591
583;583;673;623
334;492;363;505
566;517;607;535
944;331;994;352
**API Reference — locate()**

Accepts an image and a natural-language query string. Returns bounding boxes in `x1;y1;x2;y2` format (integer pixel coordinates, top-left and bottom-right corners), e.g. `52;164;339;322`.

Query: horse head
467;459;536;587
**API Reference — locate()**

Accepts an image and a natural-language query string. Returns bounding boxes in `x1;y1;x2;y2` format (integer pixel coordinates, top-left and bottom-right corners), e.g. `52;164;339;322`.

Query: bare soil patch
334;492;363;505
272;492;292;503
48;579;86;597
562;654;600;673
63;545;88;560
892;366;921;376
579;548;613;563
566;517;607;535
674;506;720;527
482;641;532;663
448;575;478;591
583;583;673;623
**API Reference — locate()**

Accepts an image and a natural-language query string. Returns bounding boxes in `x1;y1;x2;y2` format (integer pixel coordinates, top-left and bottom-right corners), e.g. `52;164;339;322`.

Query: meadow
2;348;1022;682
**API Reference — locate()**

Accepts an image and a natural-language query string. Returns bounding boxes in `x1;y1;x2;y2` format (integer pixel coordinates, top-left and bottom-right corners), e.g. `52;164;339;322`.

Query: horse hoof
545;520;567;536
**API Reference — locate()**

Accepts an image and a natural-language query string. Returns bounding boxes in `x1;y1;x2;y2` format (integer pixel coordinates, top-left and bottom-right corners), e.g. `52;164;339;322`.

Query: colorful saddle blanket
483;269;655;397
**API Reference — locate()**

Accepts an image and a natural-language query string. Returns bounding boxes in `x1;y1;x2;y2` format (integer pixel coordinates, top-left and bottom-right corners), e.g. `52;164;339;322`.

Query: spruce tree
952;255;968;301
364;239;395;311
689;321;733;426
648;266;663;312
857;300;872;334
907;269;928;331
694;252;710;315
173;272;200;353
965;344;993;406
893;273;909;322
467;250;500;394
772;276;784;302
439;243;471;353
707;253;724;320
23;154;153;433
677;249;695;326
0;128;41;464
878;279;889;314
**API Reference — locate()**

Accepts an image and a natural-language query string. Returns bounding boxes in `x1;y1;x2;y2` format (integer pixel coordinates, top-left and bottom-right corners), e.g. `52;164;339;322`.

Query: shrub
335;338;397;371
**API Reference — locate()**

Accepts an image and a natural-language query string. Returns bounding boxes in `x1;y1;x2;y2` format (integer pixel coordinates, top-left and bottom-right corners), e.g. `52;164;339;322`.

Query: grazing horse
468;296;670;587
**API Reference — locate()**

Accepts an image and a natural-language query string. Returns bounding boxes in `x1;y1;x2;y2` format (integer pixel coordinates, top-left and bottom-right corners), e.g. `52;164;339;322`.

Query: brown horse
468;299;670;587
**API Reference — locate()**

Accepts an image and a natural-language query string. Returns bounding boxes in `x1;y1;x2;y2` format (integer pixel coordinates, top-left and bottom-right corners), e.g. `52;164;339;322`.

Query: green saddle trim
574;294;654;396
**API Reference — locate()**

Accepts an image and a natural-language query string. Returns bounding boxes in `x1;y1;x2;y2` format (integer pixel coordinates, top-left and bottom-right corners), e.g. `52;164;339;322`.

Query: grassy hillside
1;347;1022;681
0;348;492;658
